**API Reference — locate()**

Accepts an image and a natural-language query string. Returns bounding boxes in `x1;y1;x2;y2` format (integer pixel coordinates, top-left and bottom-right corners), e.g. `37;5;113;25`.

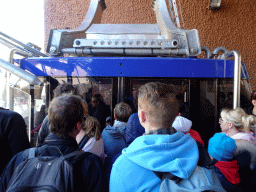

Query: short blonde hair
138;82;179;128
220;108;256;132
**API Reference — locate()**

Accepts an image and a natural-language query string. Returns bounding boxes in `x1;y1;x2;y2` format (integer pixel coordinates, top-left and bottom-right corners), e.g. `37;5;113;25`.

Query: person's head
48;93;86;138
219;108;250;135
172;116;192;133
114;102;132;122
208;133;237;161
138;82;179;130
83;116;101;140
91;94;103;108
53;81;77;98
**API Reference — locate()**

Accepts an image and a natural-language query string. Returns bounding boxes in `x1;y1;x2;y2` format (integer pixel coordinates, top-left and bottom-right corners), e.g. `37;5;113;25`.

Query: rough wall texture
44;0;256;89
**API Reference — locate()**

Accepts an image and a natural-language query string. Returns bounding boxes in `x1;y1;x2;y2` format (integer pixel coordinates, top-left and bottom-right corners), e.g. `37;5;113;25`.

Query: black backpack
6;146;90;192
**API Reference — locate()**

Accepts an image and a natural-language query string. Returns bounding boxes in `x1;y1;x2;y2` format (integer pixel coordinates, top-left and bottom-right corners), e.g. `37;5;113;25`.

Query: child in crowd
172;116;205;147
76;116;105;162
208;133;241;192
102;102;132;159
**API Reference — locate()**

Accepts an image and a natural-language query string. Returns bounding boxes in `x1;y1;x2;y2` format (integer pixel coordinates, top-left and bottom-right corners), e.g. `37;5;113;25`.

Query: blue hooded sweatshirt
110;131;199;192
102;120;127;158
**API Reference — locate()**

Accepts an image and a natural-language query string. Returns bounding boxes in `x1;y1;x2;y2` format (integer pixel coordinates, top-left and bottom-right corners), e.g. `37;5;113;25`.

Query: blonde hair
220;108;256;132
242;115;256;133
83;100;88;116
138;82;179;128
83;116;101;140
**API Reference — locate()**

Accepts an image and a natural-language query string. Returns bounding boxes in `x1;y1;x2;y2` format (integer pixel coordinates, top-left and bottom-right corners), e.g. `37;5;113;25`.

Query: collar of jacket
113;120;127;128
144;127;177;136
44;133;78;148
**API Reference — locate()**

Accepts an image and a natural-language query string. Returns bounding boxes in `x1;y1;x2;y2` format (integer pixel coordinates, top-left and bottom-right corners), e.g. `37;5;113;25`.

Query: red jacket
186;129;205;147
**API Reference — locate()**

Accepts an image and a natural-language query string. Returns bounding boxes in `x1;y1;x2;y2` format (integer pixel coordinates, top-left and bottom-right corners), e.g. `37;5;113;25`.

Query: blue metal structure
14;55;251;147
0;0;252;147
18;57;249;79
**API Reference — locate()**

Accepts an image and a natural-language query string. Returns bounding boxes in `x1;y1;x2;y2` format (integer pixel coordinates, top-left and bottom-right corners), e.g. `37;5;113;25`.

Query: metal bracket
46;0;201;57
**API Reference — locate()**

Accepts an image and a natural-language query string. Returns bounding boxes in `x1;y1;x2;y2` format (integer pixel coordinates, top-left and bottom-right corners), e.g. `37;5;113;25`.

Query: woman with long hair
76;116;105;162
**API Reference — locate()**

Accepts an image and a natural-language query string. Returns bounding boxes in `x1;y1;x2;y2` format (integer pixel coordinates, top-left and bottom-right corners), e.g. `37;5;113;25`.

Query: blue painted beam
17;57;249;79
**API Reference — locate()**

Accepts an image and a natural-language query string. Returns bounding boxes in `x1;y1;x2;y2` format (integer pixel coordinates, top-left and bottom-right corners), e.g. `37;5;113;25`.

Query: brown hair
48;93;86;137
53;82;77;98
83;116;101;140
138;82;179;129
114;102;132;122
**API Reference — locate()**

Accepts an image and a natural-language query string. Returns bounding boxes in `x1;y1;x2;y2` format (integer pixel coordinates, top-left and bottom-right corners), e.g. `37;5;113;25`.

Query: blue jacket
110;131;199;192
125;113;145;145
102;121;127;158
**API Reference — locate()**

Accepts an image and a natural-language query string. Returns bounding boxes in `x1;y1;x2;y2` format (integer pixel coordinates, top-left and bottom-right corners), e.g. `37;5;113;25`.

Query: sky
0;0;44;60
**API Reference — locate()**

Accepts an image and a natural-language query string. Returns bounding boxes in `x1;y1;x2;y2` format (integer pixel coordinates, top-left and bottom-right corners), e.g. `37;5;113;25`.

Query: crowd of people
1;81;256;191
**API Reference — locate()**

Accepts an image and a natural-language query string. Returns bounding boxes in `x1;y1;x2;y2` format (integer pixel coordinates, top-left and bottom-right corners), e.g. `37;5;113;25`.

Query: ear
228;122;233;129
252;100;256;106
140;110;147;122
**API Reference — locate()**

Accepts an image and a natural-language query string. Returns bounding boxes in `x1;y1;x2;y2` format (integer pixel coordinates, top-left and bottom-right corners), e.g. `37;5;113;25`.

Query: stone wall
44;0;256;89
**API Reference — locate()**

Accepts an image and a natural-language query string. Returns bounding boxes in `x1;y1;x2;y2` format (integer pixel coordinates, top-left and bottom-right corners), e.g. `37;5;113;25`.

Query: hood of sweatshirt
104;120;126;139
122;131;199;179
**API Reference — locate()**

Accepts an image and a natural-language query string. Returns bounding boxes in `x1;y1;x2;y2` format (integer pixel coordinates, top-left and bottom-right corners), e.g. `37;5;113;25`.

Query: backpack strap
28;148;37;159
44;139;76;146
153;171;183;184
78;135;91;149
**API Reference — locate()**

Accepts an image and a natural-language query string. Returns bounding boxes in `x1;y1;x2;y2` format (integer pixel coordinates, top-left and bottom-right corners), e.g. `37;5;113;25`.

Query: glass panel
130;78;189;116
217;79;251;110
40;76;113;116
0;67;31;140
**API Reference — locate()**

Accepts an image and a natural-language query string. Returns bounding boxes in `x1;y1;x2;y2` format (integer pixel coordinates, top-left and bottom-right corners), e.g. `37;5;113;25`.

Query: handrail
222;50;241;109
9;49;33;64
0;58;42;86
0;31;48;57
209;47;241;109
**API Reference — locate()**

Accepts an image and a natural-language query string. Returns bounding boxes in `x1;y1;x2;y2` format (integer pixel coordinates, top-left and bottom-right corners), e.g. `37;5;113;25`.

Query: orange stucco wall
44;0;256;88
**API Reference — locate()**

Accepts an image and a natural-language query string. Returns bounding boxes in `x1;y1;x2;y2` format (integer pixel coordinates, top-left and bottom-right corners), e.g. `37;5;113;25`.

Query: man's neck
144;125;161;133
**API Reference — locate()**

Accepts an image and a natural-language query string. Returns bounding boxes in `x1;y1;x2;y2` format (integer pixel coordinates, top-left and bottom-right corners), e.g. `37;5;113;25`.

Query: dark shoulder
0;108;22;118
81;152;103;165
73;152;103;178
0;109;26;130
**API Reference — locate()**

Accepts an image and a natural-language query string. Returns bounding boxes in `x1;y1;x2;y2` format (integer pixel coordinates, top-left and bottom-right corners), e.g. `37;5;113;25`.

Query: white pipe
0;58;42;86
223;50;241;109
